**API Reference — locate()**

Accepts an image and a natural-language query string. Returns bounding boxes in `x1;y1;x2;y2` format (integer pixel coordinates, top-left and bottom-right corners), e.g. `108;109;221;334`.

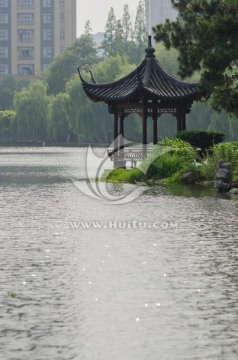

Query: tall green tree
42;22;99;95
101;7;118;57
0;110;17;141
114;20;124;56
48;93;70;141
14;81;49;141
122;4;132;52
0;75;31;110
153;0;238;115
134;0;147;62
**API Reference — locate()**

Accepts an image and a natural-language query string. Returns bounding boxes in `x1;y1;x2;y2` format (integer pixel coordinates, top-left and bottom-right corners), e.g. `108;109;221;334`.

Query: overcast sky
77;0;140;35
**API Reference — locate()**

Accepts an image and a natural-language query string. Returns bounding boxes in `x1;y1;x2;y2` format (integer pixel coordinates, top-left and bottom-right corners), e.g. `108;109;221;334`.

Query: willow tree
14;81;49;141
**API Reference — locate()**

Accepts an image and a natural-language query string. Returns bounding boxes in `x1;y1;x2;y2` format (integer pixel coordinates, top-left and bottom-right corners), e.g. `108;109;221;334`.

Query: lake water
0;147;238;360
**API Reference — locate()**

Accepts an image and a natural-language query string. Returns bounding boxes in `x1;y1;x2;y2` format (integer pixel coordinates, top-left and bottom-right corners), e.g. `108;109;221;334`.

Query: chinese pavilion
78;36;204;165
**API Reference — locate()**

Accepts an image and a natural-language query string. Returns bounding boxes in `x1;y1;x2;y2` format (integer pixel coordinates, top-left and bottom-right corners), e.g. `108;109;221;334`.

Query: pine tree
134;0;147;62
101;7;117;57
122;4;132;52
153;0;238;116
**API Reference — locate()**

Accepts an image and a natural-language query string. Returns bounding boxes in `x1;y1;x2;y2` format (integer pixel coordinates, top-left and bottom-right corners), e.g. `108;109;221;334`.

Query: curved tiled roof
79;37;201;104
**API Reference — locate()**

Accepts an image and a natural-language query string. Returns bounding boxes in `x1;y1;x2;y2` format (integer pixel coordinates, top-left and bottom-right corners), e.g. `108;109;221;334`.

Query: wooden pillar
176;104;187;132
152;104;158;145
114;108;118;151
119;113;124;149
181;111;186;131
142;99;148;156
113;107;119;168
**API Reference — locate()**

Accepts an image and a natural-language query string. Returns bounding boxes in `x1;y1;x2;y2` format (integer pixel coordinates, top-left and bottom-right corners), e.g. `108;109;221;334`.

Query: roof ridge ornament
77;66;86;83
145;35;155;58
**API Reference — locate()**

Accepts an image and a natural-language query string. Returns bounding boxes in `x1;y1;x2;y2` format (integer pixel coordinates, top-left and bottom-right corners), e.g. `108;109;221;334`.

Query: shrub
141;139;198;181
104;168;145;184
200;142;238;180
177;130;225;151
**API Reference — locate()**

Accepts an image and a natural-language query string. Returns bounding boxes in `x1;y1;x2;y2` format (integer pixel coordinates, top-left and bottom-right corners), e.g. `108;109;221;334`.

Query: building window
43;30;52;41
18;47;34;60
60;0;64;4
0;14;8;24
18;64;34;75
43;14;52;24
43;0;52;7
0;47;8;58
0;65;8;74
0;0;8;7
18;30;34;42
60;47;65;53
60;13;64;22
17;0;34;9
18;13;34;26
60;31;65;40
0;30;8;40
43;47;52;58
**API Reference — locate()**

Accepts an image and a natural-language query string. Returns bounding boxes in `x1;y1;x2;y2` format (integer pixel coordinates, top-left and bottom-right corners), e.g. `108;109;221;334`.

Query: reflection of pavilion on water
79;36;204;168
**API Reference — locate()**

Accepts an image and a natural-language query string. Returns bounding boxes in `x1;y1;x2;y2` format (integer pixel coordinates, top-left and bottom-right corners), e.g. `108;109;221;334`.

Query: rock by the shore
181;172;197;185
229;188;238;194
214;161;232;192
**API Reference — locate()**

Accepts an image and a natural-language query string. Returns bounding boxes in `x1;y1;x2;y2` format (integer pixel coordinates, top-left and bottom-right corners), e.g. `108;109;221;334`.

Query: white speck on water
88;281;92;285
153;243;157;246
32;274;36;277
46;249;50;253
145;304;149;308
22;281;27;285
156;303;161;307
83;268;86;271
136;318;140;322
95;298;98;302
163;274;167;277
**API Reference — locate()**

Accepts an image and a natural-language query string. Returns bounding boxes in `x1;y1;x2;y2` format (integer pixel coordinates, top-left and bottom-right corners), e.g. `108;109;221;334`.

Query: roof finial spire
145;35;155;58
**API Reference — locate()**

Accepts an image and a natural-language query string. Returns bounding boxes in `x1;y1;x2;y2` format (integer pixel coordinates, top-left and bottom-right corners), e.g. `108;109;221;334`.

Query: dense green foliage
177;130;225;151
142;139;197;180
42;26;99;95
101;0;147;64
153;0;238;115
14;81;49;141
200;142;238;180
105;140;238;187
1;2;238;144
0;75;31;110
0;110;17;141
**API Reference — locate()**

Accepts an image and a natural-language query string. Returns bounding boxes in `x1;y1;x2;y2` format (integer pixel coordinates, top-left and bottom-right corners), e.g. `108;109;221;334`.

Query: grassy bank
104;139;238;187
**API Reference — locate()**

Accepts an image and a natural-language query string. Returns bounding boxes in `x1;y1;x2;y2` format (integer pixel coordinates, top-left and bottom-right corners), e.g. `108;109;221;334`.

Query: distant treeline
0;1;238;144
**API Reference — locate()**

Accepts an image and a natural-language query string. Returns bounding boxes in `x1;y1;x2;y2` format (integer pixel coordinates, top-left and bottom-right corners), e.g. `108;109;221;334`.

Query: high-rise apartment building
0;0;76;76
145;0;177;33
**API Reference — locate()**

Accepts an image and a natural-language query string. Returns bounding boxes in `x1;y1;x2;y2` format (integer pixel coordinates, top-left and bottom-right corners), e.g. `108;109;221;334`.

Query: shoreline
0;141;109;148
